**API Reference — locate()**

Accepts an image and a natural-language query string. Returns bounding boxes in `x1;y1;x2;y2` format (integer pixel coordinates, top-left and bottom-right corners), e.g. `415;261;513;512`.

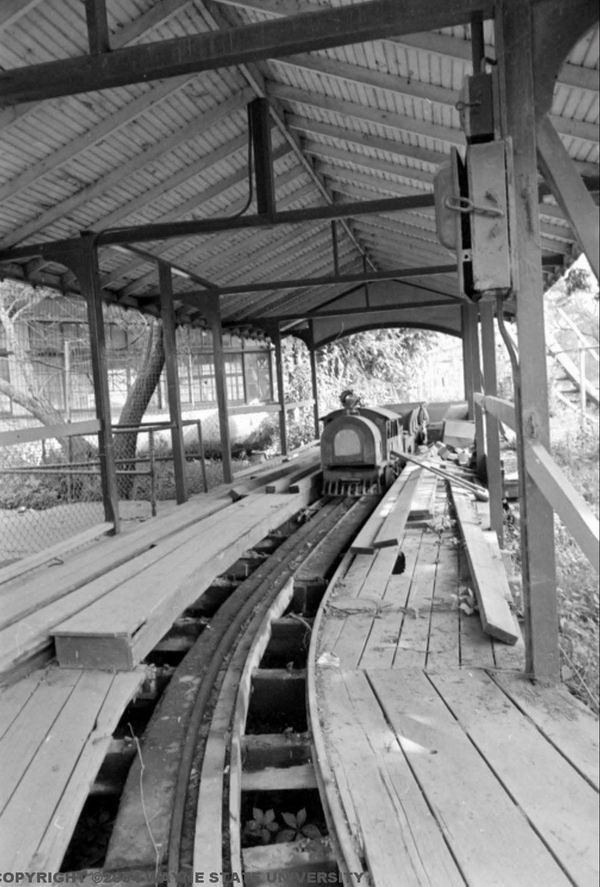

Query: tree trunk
0;377;94;461
114;320;165;498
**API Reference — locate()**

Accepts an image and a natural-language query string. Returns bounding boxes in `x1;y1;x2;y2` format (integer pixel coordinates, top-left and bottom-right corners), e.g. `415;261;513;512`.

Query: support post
469;304;486;477
497;0;559;680
67;236;119;531
461;304;476;418
271;324;288;457
309;323;320;440
207;295;233;484
480;302;504;544
158;262;187;505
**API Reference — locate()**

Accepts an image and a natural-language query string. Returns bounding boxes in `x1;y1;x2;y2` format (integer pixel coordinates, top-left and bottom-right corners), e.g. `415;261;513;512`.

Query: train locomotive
320;391;405;495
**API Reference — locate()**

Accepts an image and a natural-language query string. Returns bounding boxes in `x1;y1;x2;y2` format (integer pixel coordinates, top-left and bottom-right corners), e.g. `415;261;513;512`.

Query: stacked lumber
0;451;319;678
52;491;311;670
449;483;521;645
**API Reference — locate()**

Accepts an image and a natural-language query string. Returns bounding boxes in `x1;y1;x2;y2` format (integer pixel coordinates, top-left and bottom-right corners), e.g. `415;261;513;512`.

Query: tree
0;281;68;430
113;319;165;497
0;280;166;494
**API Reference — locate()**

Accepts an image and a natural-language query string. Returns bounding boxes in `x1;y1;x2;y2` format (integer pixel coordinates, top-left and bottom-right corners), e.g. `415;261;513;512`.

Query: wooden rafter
0;0;495;105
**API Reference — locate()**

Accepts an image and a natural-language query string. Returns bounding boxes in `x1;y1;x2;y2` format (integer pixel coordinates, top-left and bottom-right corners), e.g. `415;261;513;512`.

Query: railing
474;393;599;573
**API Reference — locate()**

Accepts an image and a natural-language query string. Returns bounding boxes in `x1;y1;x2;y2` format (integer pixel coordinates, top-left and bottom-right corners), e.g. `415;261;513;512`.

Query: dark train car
320;405;404;495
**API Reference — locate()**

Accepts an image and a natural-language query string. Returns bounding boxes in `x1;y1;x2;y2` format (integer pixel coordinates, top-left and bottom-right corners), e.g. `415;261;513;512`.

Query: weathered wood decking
0;664;145;871
310;478;599;887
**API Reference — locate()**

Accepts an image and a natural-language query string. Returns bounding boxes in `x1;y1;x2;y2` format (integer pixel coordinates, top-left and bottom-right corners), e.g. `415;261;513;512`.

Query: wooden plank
369;668;572;885
0;668;142;869
242;838;336;886
0;501;248;673
430;669;599;886
0;522;113;587
473;393;516;429
241;733;312;771
0;670;44;737
30;669;143;871
525;439;599;573
358;528;421;670
241;762;317;791
426;533;461;671
332;546;400;670
392;533;440;668
536;114;599;279
372;465;422;547
493;672;599;790
53;493;309;669
0;669;80;812
408;472;437;520
450;484;520;645
350;466;418;554
314;668;464;885
0;419;100;446
457;544;496;669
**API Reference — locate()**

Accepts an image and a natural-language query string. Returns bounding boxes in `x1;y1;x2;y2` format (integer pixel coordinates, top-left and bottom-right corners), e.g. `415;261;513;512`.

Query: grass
503;422;598;713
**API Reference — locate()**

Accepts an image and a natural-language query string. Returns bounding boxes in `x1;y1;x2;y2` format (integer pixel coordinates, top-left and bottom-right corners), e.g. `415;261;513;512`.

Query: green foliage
242;807;321;847
242;808;279;845
275;808;322;844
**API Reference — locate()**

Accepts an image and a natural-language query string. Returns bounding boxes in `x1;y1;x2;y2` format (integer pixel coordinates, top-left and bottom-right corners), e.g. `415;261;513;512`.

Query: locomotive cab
320;405;402;495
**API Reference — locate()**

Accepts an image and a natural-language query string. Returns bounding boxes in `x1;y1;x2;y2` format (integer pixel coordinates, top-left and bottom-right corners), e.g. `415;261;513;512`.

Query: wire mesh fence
0;424;106;565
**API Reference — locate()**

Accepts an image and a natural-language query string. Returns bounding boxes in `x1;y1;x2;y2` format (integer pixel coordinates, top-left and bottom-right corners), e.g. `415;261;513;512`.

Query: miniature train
320;402;408;496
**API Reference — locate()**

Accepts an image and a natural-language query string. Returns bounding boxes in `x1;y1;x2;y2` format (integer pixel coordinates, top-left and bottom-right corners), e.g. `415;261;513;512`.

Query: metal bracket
443;195;504;218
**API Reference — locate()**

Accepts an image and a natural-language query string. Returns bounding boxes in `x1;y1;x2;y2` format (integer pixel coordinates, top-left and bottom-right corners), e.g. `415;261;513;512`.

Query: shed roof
0;0;597;341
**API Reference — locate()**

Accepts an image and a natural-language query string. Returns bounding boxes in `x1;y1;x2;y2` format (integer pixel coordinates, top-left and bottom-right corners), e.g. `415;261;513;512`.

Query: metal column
309;322;320;440
73;236;120;530
271;324;288;457
497;0;559;680
158;262;187;504
207;294;233;484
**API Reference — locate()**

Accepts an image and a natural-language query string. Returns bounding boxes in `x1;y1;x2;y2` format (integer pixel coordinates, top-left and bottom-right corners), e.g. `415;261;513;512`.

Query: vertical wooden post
207;295;233;484
271;324;288;456
158;262;187;505
461;305;475;417
579;347;587;429
480;302;504;544
309;323;320;440
72;236;120;531
497;0;559;680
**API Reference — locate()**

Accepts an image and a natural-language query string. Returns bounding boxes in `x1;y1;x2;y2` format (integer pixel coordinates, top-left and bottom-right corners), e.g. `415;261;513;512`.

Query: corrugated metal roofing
0;0;597;341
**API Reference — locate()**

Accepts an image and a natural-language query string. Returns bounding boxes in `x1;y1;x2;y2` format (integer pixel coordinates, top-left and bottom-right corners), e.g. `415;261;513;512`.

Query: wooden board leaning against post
449;483;520;646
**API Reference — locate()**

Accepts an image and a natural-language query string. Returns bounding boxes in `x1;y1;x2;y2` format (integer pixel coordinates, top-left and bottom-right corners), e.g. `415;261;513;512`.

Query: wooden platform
309;480;599;887
0;475;313;678
0;664;145;871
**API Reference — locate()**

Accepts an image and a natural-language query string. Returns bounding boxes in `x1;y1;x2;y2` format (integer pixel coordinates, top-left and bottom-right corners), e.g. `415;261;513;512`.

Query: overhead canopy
0;0;597;340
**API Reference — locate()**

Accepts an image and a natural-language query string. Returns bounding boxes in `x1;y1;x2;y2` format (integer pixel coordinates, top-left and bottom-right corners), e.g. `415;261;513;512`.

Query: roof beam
85;0;110;54
211;0;599;95
106;180;319;291
199;0;376;272
0;0;493;105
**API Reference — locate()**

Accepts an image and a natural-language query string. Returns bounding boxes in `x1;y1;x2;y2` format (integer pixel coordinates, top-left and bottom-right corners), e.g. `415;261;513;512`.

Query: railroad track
61;492;378;883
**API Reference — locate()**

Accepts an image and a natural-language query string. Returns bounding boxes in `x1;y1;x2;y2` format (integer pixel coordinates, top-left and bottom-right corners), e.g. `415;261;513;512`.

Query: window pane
244;352;272;402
